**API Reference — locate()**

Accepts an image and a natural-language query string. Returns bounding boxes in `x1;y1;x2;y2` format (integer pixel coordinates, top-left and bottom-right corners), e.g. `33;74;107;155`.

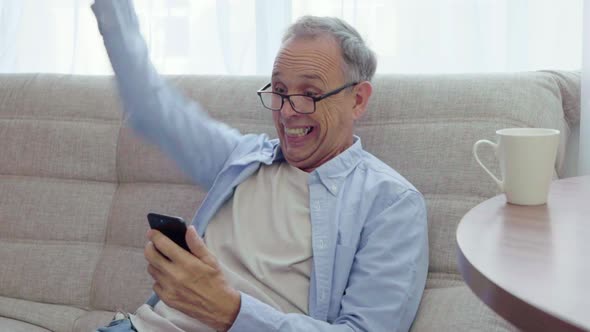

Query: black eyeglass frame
256;81;359;114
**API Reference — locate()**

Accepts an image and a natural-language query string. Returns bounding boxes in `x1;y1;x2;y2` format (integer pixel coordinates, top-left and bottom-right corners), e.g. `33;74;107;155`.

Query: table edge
456;236;587;332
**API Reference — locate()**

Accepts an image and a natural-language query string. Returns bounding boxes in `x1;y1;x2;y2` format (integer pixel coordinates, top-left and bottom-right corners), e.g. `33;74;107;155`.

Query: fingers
147;229;188;263
144;240;172;272
152;280;165;300
185;226;207;259
146;228;213;271
186;226;218;268
147;263;161;281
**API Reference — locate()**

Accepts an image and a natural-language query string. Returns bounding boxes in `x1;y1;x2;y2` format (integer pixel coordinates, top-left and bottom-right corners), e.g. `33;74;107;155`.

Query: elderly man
92;0;428;331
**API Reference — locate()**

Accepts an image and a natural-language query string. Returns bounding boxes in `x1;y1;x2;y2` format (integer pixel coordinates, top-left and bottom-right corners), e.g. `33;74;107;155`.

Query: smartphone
147;212;190;252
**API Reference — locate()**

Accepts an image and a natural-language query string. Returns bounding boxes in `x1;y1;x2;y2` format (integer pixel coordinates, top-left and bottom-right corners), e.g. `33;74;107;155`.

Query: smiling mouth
284;126;314;137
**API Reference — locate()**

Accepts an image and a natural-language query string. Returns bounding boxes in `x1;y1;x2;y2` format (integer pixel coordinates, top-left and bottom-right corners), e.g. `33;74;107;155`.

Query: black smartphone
147;212;190;252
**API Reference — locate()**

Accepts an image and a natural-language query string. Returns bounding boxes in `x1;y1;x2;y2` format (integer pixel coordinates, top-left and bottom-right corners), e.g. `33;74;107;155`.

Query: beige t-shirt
131;162;312;332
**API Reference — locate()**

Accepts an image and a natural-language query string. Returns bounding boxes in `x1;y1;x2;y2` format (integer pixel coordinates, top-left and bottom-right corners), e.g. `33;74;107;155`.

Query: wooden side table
457;176;590;331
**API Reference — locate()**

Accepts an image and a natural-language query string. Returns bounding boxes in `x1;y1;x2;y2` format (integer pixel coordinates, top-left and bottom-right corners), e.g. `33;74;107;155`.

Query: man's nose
280;98;298;118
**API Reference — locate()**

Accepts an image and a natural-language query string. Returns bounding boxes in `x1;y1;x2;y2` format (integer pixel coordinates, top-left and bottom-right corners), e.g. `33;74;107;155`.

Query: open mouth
284;126;314;137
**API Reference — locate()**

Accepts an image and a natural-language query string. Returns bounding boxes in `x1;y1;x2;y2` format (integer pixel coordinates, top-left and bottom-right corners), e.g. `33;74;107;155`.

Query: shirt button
312;201;320;210
318;239;327;249
331;185;337;192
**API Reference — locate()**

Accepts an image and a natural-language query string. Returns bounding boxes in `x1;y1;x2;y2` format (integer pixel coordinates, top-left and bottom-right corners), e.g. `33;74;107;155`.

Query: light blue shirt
92;1;429;331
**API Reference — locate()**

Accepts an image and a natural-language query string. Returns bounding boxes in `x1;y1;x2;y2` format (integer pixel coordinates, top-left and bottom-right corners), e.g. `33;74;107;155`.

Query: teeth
285;127;311;137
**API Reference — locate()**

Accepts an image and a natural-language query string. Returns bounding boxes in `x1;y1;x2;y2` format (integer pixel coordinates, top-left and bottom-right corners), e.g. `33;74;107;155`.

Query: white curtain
581;0;590;175
0;0;583;75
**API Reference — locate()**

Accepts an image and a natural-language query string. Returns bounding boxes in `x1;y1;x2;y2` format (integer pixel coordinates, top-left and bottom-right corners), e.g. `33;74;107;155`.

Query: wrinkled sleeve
92;0;242;190
229;190;429;332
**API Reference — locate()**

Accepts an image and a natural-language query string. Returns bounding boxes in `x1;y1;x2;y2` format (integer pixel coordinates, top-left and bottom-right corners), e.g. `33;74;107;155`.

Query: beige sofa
0;71;580;332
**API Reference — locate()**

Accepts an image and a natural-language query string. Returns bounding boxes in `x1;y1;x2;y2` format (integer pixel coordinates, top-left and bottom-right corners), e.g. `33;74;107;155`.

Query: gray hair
282;16;377;83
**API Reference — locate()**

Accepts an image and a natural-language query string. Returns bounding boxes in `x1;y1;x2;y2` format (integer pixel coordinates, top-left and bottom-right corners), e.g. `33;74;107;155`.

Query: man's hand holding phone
145;212;241;331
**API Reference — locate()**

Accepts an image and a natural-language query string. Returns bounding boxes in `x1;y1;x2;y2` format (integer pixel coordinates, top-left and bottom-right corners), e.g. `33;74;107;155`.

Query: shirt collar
272;136;364;196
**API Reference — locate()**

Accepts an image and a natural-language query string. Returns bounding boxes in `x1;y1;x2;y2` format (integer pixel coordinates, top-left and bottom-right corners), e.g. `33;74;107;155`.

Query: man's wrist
219;289;241;332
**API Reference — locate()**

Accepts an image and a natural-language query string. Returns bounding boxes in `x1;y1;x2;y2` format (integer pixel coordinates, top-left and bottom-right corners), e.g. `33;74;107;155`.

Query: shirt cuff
227;292;283;332
91;0;140;36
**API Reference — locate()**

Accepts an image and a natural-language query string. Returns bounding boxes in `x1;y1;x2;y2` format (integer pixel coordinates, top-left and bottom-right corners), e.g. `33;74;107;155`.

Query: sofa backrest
0;72;579;314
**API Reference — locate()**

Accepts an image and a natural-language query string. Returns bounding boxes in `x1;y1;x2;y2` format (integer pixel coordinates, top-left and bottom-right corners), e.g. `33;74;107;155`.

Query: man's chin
283;152;312;168
280;140;320;169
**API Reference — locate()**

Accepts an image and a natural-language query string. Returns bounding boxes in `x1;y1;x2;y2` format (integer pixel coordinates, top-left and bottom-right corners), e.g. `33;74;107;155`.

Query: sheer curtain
0;0;583;75
581;0;590;175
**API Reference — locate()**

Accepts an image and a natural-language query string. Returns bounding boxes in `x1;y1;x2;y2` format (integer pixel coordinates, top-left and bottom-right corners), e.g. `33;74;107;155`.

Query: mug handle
473;140;504;191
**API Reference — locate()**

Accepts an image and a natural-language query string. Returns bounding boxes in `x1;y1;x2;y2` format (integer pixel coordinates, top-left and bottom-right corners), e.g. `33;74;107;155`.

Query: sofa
0;71;580;332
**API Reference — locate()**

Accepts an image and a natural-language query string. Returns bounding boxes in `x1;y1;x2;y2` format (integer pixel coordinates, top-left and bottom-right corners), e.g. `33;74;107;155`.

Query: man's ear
352;81;373;120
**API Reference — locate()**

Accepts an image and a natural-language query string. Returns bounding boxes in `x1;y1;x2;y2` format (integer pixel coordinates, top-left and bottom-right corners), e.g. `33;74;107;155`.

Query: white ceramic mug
473;128;560;205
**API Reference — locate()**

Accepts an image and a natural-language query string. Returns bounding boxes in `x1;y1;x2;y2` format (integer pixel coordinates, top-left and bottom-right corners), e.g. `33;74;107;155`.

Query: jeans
96;318;137;332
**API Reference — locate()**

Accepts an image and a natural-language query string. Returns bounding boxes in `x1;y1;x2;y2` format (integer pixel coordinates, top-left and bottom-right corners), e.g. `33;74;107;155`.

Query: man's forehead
272;38;344;84
271;69;334;88
271;71;324;82
278;35;339;56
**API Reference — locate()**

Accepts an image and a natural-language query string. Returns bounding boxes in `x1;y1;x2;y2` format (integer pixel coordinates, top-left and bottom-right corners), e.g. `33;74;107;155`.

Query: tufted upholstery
0;71;580;331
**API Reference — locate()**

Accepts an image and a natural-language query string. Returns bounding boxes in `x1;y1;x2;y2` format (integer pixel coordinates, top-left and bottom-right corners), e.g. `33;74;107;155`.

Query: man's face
271;36;361;172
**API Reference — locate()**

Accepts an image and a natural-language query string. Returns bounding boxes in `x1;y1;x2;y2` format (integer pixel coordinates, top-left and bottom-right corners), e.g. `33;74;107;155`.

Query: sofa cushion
0;296;117;332
0;75;120;182
0;240;102;307
72;310;116;332
0;317;52;332
0;296;86;332
117;127;193;184
90;245;153;312
411;286;516;332
0;176;115;243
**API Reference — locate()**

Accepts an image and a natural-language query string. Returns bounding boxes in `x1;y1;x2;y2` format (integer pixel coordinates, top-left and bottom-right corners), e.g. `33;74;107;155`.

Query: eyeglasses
256;81;359;114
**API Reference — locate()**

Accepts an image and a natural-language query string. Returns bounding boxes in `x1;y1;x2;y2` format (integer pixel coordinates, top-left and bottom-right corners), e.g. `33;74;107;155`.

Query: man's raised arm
92;0;242;190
